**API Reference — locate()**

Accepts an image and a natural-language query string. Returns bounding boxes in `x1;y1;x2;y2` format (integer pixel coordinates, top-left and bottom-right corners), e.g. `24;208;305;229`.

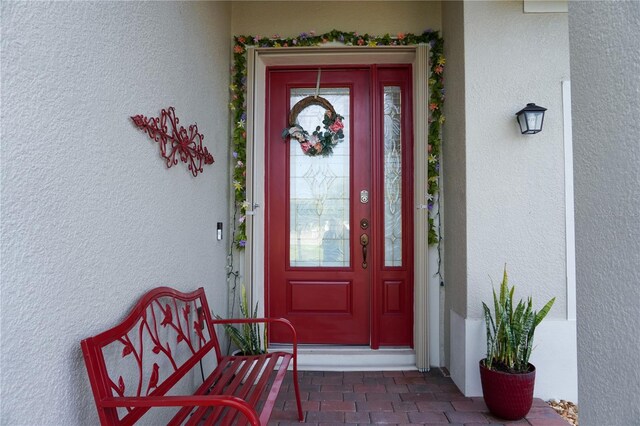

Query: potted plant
480;266;555;420
218;285;266;356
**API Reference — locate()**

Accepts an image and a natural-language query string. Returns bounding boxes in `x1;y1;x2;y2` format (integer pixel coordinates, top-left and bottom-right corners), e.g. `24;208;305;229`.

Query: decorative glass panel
289;88;350;267
383;87;402;267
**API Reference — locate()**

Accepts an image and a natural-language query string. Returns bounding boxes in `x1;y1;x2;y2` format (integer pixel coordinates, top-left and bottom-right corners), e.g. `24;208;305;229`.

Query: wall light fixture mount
516;103;547;134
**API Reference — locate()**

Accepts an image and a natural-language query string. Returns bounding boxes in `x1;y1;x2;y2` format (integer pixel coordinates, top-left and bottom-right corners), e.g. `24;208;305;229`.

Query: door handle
360;233;369;269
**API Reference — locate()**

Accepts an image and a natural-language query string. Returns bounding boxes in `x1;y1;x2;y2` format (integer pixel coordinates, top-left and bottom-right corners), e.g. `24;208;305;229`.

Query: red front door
266;65;414;348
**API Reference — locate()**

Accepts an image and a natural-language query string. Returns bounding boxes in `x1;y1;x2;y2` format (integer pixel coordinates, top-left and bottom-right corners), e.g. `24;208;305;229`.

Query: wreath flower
282;96;345;157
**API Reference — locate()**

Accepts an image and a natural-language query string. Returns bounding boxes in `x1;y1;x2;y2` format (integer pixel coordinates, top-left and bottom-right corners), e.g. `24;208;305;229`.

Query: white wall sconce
516;103;547;134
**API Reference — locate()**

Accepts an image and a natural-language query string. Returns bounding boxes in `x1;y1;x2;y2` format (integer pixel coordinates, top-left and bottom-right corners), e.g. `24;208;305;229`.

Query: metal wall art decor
282;95;345;157
131;106;214;177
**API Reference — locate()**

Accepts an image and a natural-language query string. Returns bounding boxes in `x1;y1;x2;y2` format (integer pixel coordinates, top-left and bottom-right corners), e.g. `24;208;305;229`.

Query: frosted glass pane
383;87;402;267
289;88;350;267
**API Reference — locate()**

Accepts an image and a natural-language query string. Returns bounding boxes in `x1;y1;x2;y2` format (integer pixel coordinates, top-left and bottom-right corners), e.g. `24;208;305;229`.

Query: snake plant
218;286;266;355
482;266;555;373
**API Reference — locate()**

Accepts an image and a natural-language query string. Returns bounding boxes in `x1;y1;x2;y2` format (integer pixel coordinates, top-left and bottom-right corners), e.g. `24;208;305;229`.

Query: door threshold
269;344;416;371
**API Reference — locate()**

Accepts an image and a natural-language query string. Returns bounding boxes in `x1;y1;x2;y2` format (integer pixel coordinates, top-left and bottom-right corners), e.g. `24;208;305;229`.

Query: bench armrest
101;395;260;425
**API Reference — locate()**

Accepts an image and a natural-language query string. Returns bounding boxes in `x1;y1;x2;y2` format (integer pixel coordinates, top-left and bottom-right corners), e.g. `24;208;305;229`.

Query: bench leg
292;369;303;422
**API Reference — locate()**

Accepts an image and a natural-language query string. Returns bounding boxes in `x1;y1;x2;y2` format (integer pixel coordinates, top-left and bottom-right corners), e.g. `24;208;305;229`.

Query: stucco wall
569;1;640;424
0;2;231;424
442;1;576;400
231;1;441;36
464;0;569;320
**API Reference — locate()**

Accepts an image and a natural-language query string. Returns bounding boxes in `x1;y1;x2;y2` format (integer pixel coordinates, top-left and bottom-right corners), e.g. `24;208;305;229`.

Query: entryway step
269;345;416;371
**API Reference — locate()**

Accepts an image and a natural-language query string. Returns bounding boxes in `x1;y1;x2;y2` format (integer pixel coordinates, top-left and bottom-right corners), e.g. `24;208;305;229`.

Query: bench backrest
81;287;221;425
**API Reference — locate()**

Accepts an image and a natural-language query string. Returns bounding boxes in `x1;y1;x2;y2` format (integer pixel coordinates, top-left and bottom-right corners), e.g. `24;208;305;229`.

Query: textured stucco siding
463;1;570;320
1;2;231;424
569;1;640;424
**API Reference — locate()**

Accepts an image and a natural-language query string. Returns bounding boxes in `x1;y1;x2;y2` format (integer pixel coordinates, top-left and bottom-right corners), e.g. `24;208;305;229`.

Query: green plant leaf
534;297;556;328
481;267;555;373
482;302;496;367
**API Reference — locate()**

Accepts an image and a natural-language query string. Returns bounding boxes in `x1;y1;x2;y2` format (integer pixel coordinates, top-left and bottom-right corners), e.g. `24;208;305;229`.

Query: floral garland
230;29;445;249
283;96;345;157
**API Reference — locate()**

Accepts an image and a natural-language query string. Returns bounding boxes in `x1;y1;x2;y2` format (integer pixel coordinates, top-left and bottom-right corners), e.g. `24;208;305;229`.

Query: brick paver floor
269;370;570;425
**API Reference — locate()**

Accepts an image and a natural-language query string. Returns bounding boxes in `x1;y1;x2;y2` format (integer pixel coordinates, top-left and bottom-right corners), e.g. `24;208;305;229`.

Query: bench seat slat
218;354;283;426
188;357;256;426
259;353;292;426
179;353;291;426
169;357;246;426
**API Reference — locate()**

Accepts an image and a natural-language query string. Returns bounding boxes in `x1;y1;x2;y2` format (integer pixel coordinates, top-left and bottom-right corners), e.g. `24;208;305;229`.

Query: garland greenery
230;29;445;249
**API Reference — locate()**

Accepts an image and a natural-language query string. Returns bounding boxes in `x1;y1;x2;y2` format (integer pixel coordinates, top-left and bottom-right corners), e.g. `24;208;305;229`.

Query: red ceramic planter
479;360;536;420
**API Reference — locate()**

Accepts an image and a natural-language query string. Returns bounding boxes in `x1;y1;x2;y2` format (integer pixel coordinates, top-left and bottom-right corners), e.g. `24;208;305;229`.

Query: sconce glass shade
516;103;547;134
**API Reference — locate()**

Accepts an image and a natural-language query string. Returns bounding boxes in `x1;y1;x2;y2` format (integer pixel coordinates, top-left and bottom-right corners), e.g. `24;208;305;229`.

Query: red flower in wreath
300;142;312;153
329;118;344;133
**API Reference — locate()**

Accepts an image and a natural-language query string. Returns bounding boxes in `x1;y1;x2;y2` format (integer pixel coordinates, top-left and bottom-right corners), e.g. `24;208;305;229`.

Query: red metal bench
81;287;303;425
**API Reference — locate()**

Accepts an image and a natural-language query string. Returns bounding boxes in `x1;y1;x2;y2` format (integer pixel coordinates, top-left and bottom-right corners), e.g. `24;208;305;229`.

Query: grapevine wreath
282;96;345;157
